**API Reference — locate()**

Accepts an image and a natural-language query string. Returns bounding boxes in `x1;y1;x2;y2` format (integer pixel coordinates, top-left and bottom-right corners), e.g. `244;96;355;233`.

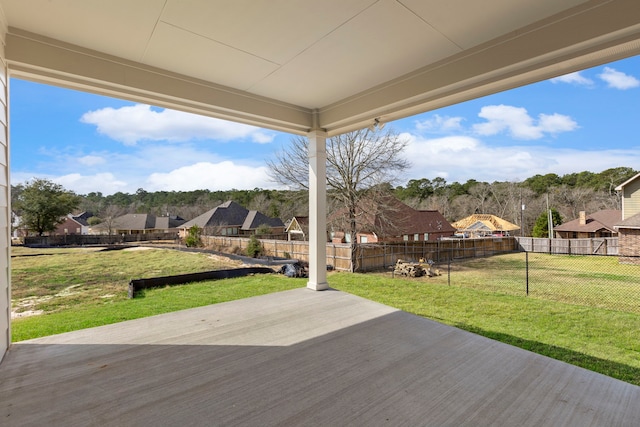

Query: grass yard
431;253;640;314
10;245;306;341
11;246;248;317
9;246;640;385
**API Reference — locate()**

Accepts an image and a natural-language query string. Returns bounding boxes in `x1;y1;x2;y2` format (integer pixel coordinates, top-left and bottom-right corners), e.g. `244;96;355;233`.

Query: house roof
180;201;249;230
554;210;621;233
4;1;639;137
451;214;520;233
180;201;282;231
112;214;155;231
614;212;640;230
155;216;187;230
401;209;456;235
71;211;93;226
242;211;284;230
329;195;455;236
95;213;185;231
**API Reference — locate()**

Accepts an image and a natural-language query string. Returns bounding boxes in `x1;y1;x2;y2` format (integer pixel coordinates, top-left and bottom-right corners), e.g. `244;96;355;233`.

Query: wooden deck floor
1;288;639;426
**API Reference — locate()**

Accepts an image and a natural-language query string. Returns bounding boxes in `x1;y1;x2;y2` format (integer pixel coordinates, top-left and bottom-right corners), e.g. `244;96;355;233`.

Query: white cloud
550;72;593;86
80;104;276;145
77;155;105;166
415;114;464;133
598;67;640;90
472;105;578;140
54;173;129;195
145;161;276;192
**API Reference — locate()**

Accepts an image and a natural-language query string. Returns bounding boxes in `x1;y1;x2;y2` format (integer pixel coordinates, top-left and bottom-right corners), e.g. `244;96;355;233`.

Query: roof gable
285;216;309;233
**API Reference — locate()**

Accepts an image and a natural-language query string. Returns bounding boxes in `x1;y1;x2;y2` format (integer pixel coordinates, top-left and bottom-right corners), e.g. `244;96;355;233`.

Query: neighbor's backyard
9;246;640;386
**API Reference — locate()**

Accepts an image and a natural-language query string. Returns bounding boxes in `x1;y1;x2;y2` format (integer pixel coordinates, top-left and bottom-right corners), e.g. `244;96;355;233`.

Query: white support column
307;129;328;290
0;11;9;362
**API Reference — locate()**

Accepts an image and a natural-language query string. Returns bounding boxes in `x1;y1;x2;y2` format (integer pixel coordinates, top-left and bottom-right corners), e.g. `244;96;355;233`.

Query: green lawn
11;274;306;341
10;246;640;386
435;253;640;313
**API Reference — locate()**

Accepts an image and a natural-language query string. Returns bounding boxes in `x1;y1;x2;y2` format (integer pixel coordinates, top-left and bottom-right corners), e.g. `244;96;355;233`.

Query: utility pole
520;191;525;237
546;193;553;238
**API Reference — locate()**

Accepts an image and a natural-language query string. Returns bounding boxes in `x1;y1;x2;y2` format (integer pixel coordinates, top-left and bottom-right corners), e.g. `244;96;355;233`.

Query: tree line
11;166;635;238
394;167;635;236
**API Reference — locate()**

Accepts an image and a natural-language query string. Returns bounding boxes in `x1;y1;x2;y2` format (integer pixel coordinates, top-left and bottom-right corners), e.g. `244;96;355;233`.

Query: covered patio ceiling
3;0;640;136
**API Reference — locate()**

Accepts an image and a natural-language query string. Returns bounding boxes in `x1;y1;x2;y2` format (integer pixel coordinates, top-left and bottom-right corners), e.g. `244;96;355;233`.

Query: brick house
553;210;620;239
328;195;455;244
51;212;94;236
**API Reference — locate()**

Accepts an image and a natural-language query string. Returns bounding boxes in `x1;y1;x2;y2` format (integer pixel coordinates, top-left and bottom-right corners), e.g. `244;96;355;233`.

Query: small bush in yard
246;234;263;258
184;225;202;247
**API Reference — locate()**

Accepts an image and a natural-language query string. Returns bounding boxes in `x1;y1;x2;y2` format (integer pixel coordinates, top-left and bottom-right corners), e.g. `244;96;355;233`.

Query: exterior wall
0;18;9;361
622;179;640;220
618;228;640;257
53;217;83;235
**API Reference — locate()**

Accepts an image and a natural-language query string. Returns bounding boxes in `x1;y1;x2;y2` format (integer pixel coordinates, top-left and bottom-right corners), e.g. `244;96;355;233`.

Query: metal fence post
448;248;452;286
525;251;529;296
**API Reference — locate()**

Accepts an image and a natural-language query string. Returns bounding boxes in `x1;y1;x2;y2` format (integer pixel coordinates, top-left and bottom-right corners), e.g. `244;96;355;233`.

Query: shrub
246;234;263;258
184;225;202;247
256;224;271;235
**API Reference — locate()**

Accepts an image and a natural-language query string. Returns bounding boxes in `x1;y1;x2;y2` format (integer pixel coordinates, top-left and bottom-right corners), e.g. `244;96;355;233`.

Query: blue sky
9;55;640;196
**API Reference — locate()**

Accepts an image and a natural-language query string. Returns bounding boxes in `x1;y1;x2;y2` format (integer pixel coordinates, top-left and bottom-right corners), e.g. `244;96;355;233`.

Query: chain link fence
430;252;640;314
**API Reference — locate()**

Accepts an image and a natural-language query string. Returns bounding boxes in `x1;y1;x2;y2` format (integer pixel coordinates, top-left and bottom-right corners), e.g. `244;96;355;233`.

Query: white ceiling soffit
2;0;640;136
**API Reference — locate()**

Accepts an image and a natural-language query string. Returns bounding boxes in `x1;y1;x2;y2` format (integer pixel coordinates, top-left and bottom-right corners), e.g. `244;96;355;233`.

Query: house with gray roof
179;201;284;237
91;213;186;235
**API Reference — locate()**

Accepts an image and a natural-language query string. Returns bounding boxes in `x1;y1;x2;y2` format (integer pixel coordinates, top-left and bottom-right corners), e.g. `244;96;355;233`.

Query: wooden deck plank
1;288;639;426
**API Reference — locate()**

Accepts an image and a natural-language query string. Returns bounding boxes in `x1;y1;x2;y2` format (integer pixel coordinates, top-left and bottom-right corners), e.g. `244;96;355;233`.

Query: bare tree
98;204;126;235
267;127;410;271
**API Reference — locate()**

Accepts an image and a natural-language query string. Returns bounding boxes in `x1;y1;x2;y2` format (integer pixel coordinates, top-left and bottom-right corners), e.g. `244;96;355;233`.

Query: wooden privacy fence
203;235;519;272
202;236;352;271
515;237;618;255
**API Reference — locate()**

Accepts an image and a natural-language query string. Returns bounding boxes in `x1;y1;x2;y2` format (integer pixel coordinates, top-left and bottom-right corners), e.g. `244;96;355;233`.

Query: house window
424;233;429;241
414;234;419;241
403;235;408;241
360;236;368;243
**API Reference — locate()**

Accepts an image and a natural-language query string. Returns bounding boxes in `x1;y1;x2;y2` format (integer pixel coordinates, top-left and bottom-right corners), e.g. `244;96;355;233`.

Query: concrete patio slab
1;288;639;426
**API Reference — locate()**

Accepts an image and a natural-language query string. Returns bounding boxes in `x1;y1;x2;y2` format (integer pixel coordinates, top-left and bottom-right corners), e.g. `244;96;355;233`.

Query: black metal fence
430;252;640;314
